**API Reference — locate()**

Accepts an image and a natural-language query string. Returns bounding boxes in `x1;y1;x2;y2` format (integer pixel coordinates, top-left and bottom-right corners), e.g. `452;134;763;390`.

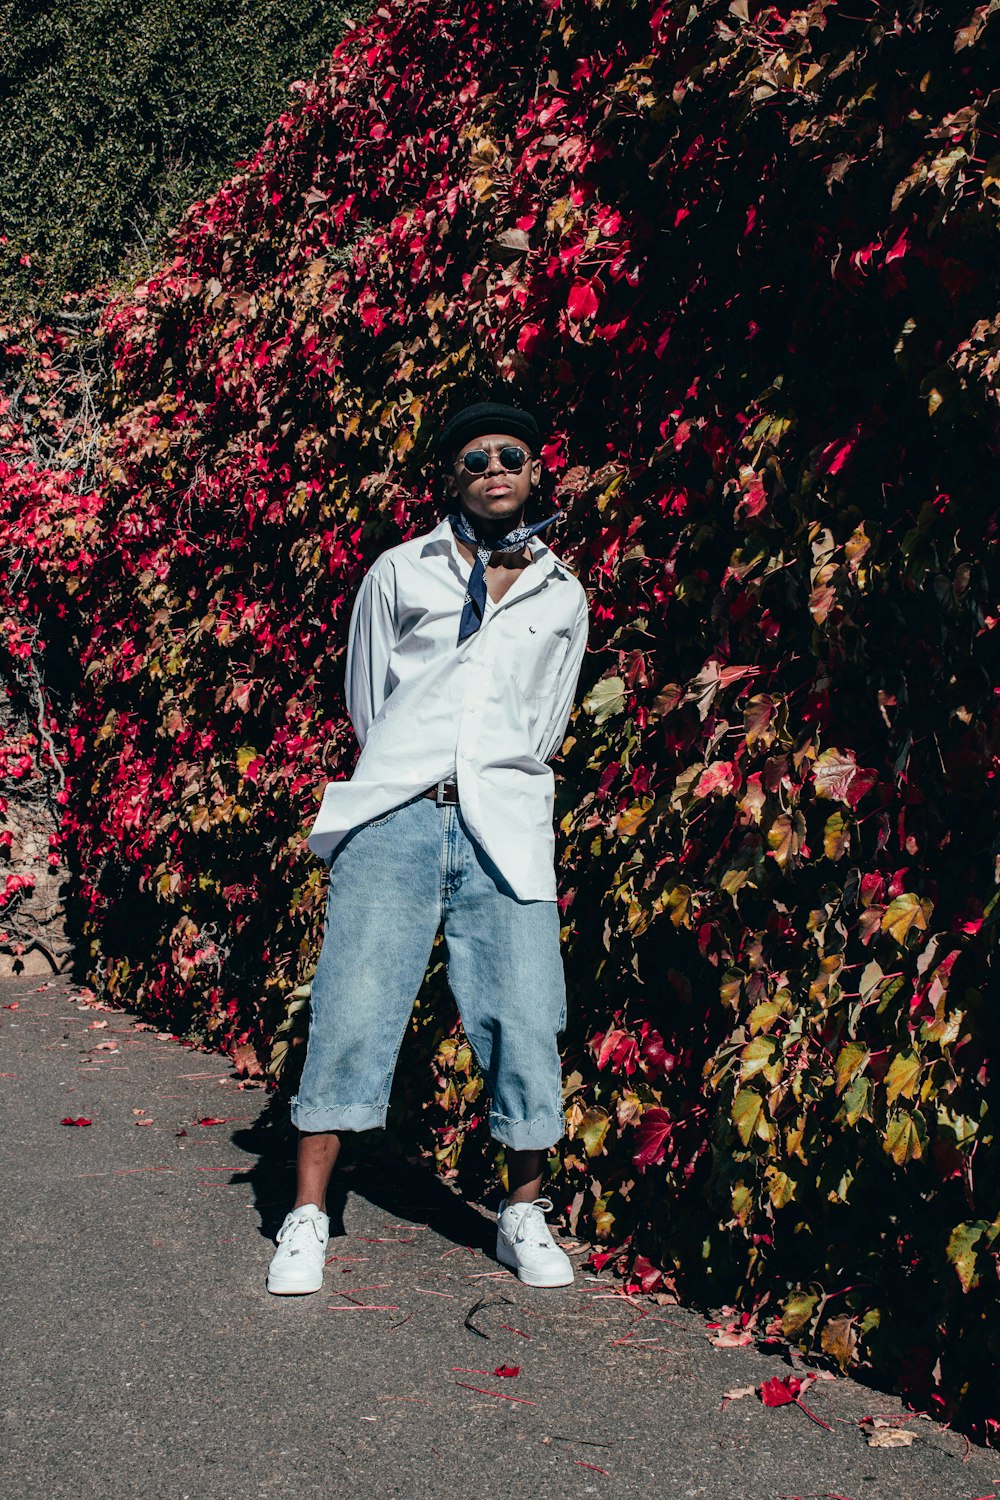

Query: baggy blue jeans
290;794;567;1150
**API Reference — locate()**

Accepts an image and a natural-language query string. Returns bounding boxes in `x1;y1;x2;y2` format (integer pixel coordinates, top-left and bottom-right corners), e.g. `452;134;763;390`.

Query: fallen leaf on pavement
761;1376;802;1407
195;1116;232;1126
759;1374;832;1430
708;1327;754;1348
60;1117;92;1126
867;1428;915;1447
494;1366;520;1378
722;1385;757;1406
863;1417;916;1448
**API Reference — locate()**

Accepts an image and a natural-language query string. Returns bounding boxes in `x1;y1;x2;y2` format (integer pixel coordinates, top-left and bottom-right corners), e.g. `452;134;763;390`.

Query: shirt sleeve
536;588;590;764
345;560;397;749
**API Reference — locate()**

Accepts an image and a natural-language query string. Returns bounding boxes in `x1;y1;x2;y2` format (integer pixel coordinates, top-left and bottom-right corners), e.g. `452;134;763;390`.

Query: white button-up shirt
306;515;590;900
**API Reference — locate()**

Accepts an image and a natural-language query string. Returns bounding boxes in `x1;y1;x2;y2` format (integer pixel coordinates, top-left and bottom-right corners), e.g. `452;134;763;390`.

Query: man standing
267;400;589;1296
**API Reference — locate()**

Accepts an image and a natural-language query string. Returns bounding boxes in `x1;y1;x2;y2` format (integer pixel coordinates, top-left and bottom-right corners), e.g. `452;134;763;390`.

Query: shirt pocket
508;626;572;704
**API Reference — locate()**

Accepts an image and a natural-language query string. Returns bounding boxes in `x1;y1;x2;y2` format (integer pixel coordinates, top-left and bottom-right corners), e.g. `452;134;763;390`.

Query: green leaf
740;1035;779;1084
576;1106;611;1157
884;1109;927;1166
747;996;789;1034
781;1288;820;1339
583;676;626;723
947;1220;989;1294
766;1167;795;1208
841;1075;872;1126
860;960;883;1003
732;1088;772;1146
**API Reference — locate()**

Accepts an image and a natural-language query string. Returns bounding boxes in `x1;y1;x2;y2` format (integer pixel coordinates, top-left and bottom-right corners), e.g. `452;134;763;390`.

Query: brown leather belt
422;779;459;806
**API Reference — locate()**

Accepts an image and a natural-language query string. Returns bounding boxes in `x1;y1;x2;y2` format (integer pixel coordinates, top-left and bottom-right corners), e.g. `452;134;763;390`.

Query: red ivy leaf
759;1376;802;1407
60;1116;92;1127
567;278;599;322
493;1365;520;1378
632;1107;673;1170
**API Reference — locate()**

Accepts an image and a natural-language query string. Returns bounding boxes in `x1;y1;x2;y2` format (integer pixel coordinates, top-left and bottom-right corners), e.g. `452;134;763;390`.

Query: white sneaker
266;1204;330;1295
496;1196;574;1288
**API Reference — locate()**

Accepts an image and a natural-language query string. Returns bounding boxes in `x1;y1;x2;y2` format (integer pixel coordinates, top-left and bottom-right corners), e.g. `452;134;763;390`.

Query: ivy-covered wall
2;0;999;1437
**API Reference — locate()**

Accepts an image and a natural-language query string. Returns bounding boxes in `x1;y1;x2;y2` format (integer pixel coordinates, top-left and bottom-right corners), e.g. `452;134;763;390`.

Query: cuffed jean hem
489;1109;566;1151
289;1101;387;1133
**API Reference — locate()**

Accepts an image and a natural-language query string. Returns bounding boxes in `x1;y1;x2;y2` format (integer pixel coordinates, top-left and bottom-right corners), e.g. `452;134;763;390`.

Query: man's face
446;431;542;530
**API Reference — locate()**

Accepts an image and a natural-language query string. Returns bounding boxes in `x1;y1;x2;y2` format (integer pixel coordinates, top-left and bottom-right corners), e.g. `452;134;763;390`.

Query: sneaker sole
266;1275;324;1295
496;1241;574;1288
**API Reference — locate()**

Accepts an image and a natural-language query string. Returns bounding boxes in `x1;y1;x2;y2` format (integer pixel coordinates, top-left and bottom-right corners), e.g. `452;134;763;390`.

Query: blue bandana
448;510;562;643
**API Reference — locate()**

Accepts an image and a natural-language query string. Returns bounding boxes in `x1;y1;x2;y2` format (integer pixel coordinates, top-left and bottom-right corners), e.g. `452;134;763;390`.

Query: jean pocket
364;806;403;830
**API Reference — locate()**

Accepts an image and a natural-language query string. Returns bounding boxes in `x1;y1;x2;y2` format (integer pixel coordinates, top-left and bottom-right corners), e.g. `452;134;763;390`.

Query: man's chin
466;498;525;528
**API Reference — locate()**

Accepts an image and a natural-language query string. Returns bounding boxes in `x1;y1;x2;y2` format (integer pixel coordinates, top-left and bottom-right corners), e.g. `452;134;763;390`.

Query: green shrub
0;0;352;313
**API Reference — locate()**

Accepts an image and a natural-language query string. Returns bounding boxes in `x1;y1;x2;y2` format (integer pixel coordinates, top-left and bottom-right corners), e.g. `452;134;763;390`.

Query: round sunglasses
454;444;533;475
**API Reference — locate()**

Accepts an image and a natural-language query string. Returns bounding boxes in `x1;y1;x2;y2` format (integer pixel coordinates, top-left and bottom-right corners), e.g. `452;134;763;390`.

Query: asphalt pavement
2;971;996;1500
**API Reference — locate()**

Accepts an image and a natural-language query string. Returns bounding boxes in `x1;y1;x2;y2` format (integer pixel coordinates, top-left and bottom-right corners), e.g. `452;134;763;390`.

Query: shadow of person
229;1094;496;1255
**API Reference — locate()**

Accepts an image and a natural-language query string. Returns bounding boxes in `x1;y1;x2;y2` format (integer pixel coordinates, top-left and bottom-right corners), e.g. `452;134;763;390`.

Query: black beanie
438;400;541;461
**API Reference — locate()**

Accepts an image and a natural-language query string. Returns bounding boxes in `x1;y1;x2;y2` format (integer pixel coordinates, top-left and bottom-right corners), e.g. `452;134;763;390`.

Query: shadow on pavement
230;1094;496;1254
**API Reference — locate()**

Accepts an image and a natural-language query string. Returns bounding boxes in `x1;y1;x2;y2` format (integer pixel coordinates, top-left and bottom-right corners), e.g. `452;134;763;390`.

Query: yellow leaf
946;1220;989;1294
834;1041;868;1096
744;694;779;749
885;1050;921;1105
236;745;257;776
881;892;932;945
823;811;850;861
767;812;801;870
616;797;653;837
766;1167;795;1208
720;971;742;1008
666;884;691;928
731;1182;753;1224
721;866;752;897
576;1106;611;1157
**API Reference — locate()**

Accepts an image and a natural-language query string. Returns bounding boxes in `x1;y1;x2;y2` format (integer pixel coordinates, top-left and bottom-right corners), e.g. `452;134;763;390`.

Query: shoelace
276;1211;325;1247
506;1196;556;1248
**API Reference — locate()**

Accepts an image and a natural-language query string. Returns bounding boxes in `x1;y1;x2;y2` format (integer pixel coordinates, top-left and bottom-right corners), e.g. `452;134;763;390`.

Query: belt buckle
436;780;455;806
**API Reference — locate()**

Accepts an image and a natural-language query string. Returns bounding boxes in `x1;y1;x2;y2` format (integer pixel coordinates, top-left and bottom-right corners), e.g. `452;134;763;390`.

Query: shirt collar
423;515;572;584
